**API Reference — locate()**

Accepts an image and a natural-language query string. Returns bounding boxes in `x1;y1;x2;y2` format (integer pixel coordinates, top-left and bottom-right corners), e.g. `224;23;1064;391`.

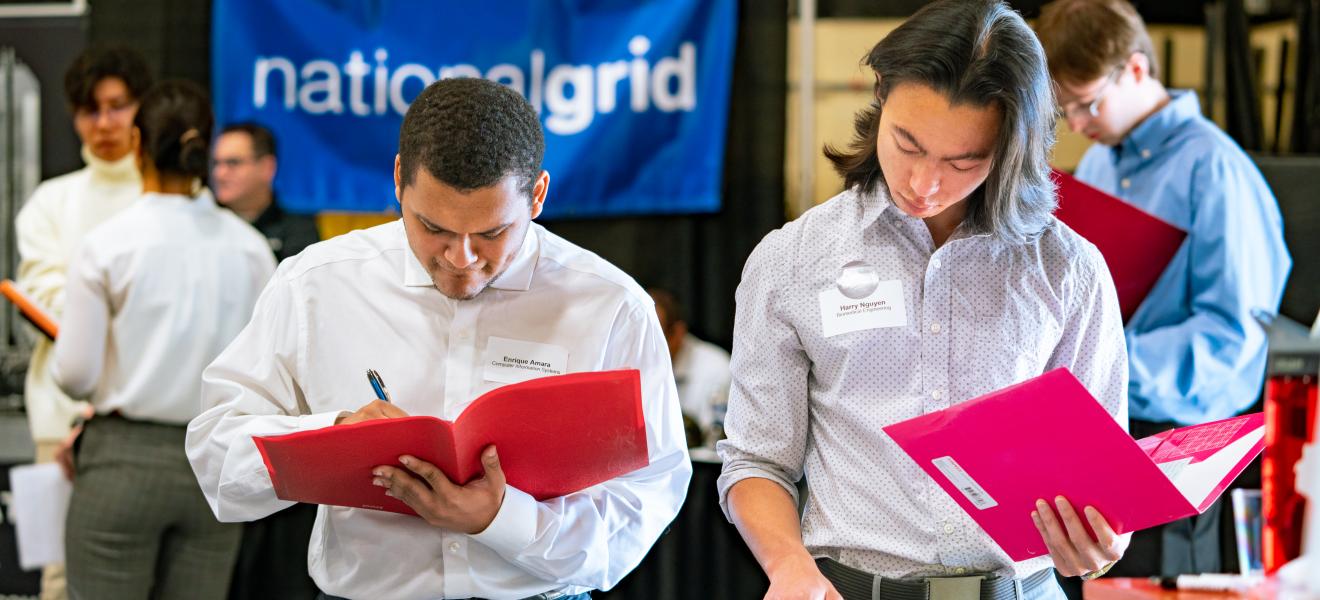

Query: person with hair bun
49;80;276;600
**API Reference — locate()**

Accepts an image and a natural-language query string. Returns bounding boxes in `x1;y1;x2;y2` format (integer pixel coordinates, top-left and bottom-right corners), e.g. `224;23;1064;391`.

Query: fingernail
372;469;384;477
372;478;385;487
1031;511;1040;521
399;456;412;466
1035;499;1048;510
384;490;394;498
1055;497;1066;508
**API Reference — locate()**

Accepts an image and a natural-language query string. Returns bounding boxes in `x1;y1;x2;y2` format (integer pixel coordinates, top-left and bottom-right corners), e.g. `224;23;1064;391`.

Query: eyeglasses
74;101;137;124
1059;69;1120;120
211;157;259;170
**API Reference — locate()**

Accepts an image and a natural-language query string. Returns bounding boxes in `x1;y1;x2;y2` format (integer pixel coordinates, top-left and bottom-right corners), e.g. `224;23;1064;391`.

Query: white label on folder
819;280;907;338
483;337;569;384
932;456;999;510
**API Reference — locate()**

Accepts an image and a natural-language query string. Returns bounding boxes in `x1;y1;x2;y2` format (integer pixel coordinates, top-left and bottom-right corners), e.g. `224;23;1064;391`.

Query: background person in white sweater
12;44;153;600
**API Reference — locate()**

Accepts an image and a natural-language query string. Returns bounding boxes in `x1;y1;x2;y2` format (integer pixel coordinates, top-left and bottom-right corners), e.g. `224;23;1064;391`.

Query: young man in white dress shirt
186;77;691;600
718;1;1131;599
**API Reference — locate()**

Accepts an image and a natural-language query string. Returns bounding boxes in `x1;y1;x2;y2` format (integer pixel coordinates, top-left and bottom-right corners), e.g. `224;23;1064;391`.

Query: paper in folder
0;279;58;340
1051;169;1187;321
883;368;1264;561
254;369;649;517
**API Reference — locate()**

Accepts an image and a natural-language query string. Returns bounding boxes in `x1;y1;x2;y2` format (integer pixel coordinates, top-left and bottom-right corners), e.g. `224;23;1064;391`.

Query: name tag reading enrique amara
483;336;570;384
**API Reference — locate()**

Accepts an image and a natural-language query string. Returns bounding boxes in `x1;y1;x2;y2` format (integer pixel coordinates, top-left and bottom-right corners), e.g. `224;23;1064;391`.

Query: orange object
0;279;58;339
254;370;649;516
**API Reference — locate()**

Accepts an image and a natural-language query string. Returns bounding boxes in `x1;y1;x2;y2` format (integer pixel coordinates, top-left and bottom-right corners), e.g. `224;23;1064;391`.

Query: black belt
817;558;1055;600
319;591;572;600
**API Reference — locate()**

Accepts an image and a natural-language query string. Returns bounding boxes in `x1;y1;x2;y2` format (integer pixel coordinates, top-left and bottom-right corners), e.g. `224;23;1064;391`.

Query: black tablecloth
596;459;767;600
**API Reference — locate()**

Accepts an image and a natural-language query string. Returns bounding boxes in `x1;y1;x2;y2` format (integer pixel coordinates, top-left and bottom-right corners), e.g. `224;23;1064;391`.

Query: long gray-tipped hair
824;0;1058;244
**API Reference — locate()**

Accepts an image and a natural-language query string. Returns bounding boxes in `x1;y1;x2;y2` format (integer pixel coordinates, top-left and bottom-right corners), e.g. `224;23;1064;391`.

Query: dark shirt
251;196;321;263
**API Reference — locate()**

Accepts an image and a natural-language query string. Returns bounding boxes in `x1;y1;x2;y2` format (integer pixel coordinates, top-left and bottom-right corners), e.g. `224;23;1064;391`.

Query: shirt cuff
298;410;349;430
470;484;538;556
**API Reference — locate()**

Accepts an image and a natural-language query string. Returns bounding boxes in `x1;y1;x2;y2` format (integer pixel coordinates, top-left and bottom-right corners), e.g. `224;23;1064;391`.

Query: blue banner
212;0;736;218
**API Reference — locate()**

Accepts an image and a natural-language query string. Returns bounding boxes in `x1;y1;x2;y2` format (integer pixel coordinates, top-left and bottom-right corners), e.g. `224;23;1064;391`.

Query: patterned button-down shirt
717;185;1128;579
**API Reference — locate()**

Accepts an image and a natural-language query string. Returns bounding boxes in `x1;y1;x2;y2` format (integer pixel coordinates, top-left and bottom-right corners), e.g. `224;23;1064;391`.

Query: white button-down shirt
717;186;1128;580
673;333;731;435
186;220;691;600
50;191;275;424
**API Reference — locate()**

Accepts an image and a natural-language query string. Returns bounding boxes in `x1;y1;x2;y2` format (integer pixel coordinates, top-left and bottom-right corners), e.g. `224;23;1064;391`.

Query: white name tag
819;279;907;337
483;336;569;384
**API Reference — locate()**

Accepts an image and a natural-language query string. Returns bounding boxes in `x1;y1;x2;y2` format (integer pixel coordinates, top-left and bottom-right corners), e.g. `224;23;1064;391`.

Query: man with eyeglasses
1035;0;1290;583
211;123;320;264
13;44;153;600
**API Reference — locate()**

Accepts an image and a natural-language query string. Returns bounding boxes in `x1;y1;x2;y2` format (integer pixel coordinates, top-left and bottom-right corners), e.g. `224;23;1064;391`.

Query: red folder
0;279;58;340
1052;169;1187;321
884;368;1264;561
254;369;649;516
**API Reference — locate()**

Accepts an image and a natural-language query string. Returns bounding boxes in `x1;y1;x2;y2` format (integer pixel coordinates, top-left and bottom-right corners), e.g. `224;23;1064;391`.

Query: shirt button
932;389;944;400
448;542;461;553
955;567;967;575
929;322;942;334
944;523;955;533
1141;149;1152;159
932;258;942;269
1120;178;1131;189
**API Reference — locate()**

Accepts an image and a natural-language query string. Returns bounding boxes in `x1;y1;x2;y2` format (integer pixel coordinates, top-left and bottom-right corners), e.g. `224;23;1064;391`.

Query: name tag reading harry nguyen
483;336;570;384
818;280;908;338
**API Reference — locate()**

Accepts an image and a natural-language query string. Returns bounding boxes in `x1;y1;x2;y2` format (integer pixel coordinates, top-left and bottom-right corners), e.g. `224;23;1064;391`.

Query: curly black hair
63;44;154;112
398;78;544;199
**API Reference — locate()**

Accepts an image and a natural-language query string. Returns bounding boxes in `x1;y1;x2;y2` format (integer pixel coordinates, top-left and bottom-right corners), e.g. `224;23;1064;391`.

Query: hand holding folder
884;368;1264;561
254;369;650;517
1;279;58;339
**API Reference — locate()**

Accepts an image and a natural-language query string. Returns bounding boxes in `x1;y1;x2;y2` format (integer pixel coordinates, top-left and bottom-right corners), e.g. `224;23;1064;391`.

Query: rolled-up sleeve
1045;239;1129;428
716;227;812;517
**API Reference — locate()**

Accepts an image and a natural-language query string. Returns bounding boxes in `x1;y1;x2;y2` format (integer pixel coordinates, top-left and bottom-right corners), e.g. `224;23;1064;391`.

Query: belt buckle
927;574;985;600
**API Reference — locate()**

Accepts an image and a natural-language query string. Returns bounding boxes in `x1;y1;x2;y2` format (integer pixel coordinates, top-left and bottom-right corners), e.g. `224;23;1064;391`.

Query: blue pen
366;369;392;403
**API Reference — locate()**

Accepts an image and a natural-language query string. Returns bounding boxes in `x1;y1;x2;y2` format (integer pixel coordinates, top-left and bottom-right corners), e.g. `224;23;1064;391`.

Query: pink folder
883;368;1264;561
1052;169;1187;322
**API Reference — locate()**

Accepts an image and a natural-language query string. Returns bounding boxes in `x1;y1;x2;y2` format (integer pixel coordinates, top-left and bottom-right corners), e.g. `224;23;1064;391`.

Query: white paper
8;463;72;570
818;279;907;338
483;336;569;384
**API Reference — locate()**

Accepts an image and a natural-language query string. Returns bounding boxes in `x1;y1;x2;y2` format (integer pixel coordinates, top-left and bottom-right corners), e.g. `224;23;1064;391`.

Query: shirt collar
1120;90;1201;158
860;183;894;227
251;194;284;229
399;220;542;292
488;223;540;291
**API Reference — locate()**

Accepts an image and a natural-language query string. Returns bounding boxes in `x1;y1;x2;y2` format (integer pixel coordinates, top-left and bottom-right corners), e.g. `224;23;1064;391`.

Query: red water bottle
1262;352;1319;572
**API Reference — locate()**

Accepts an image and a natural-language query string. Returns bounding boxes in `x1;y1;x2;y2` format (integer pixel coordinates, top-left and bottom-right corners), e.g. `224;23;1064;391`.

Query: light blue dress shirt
1075;90;1291;425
